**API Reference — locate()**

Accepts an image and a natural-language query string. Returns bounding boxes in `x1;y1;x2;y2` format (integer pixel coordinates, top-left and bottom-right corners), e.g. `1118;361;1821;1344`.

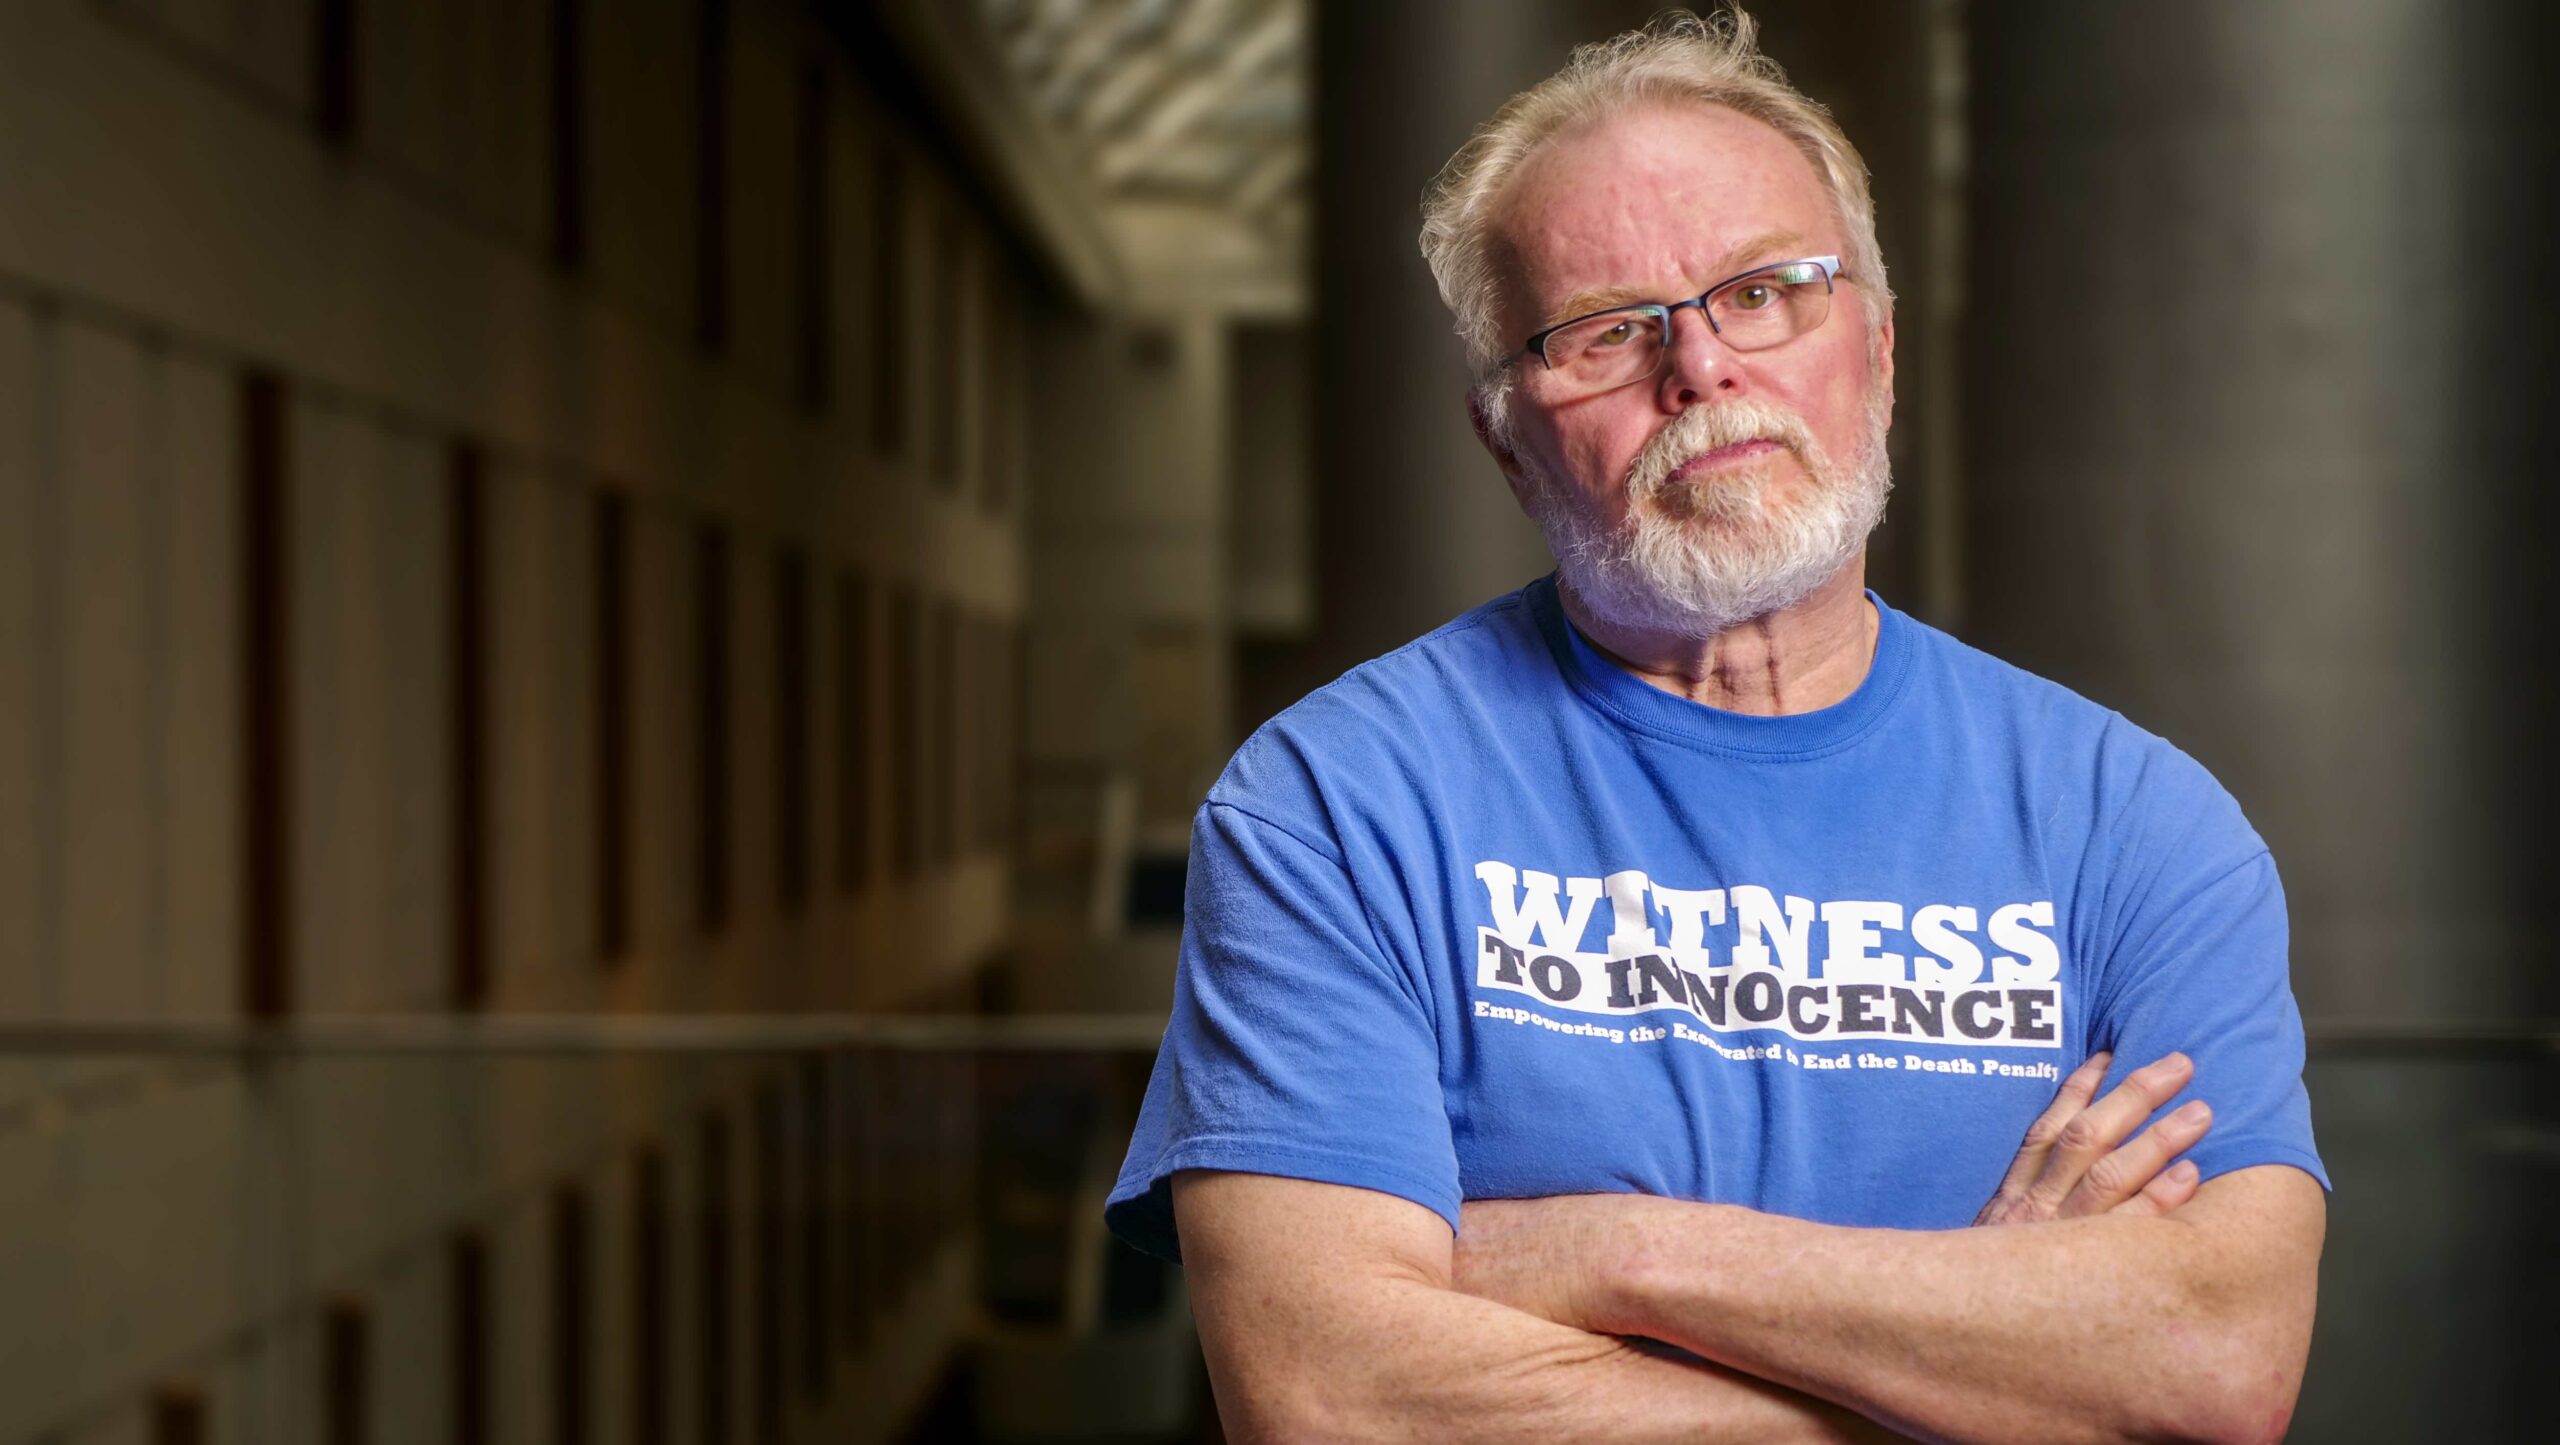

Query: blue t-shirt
1107;578;2326;1261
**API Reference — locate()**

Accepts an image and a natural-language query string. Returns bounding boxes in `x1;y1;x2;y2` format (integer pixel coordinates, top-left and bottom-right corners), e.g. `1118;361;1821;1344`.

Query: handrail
0;1012;1167;1055
0;1014;2546;1057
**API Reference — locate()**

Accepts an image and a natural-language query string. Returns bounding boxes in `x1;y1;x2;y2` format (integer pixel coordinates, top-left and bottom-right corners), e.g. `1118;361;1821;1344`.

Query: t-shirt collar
1527;572;1915;759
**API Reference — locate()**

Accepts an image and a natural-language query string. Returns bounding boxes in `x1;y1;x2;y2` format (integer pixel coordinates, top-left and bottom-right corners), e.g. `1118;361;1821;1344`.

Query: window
889;586;921;878
774;550;810;911
240;369;291;1018
551;1184;592;1445
697;1110;734;1445
593;491;631;963
696;523;732;935
448;440;488;1010
449;1230;491;1445
323;1300;368;1445
632;1146;670;1445
548;0;588;271
833;572;871;891
868;140;908;455
694;0;733;354
795;61;831;412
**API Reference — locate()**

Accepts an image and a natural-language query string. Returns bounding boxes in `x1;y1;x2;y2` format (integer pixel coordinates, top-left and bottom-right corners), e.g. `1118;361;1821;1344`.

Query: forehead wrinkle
1490;103;1838;344
1542;228;1819;330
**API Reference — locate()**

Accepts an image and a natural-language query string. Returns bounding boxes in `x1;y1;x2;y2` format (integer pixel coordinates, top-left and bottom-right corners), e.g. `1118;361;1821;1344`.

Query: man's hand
1972;1050;2213;1225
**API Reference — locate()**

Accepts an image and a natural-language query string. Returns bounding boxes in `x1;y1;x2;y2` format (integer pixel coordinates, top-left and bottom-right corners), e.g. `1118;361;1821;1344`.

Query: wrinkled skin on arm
1174;1170;1895;1443
1449;1054;2324;1445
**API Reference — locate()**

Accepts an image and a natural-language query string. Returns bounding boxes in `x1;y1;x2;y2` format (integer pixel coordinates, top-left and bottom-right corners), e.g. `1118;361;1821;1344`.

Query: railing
0;1012;1187;1445
2;1019;2549;1443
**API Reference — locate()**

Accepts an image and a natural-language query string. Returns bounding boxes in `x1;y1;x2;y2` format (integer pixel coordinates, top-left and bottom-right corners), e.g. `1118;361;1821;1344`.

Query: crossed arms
1173;1052;2325;1444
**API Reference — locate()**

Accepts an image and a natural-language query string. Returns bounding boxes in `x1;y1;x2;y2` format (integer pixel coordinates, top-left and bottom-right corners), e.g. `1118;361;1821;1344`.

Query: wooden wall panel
629;511;693;971
378;430;452;1014
542;480;600;980
492;1202;545;1444
0;300;45;1030
369;1244;452;1445
287;399;375;1014
59;324;151;1020
724;0;801;398
162;354;242;1020
584;0;698;338
488;465;557;1002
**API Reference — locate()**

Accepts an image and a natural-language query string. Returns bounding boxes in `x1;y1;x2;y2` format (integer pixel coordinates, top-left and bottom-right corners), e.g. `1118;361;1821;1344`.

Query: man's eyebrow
1543;284;1655;327
1703;230;1814;282
1539;230;1819;331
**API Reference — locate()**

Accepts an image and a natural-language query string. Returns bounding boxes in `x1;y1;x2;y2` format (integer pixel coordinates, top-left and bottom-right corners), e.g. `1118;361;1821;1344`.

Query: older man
1107;11;2325;1442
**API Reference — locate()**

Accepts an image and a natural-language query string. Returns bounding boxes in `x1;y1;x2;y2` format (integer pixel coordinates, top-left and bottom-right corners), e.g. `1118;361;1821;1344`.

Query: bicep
2175;1164;2327;1401
1175;1168;1458;1289
2179;1164;2326;1300
1175;1169;1461;1420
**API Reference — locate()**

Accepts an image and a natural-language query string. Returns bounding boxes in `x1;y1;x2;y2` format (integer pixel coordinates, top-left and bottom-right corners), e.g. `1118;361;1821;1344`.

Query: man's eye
1594;320;1639;347
1732;284;1774;310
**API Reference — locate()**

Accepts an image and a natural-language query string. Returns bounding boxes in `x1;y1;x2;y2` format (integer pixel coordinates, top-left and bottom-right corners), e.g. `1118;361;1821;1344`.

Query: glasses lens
1708;262;1832;351
1540;307;1666;396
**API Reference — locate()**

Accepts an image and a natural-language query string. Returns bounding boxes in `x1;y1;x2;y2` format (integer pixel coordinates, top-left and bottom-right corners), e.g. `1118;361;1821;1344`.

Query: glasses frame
1513;254;1844;383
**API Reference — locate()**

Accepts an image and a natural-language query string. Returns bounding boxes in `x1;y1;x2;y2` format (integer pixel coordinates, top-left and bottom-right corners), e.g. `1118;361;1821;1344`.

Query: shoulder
1209;585;1554;843
1894;609;2268;886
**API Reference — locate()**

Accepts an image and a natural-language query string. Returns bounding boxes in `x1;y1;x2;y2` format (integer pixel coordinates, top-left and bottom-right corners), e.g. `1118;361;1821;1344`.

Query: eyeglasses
1513;255;1843;402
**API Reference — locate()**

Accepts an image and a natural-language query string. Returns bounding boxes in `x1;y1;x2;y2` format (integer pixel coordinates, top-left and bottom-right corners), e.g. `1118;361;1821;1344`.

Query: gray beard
1524;389;1894;640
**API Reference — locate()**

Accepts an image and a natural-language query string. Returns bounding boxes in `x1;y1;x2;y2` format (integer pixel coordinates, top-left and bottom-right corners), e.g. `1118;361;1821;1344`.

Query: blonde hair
1419;8;1891;427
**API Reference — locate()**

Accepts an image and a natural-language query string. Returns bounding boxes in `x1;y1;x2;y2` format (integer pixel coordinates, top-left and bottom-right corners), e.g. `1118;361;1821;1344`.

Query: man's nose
1656;305;1743;409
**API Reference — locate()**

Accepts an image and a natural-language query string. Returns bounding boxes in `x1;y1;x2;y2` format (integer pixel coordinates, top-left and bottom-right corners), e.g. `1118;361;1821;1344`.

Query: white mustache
1626;400;1820;500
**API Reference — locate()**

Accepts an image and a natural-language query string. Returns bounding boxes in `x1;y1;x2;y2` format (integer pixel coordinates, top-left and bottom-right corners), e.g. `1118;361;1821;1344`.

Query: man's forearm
1556;1170;2321;1445
1200;1270;1880;1444
1173;1170;1894;1443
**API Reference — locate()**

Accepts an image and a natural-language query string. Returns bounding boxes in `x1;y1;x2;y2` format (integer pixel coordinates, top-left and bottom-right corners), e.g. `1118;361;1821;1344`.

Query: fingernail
2171;1160;2199;1181
2173;1100;2211;1124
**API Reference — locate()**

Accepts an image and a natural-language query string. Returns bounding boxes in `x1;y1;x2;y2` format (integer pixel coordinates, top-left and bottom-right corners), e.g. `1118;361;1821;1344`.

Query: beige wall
0;1;1026;1439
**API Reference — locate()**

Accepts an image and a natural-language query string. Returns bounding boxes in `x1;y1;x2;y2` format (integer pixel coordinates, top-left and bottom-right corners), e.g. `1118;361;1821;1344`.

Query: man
1107;11;2325;1442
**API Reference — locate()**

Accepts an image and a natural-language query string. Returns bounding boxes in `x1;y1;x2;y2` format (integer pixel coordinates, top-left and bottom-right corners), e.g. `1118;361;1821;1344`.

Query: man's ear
1873;313;1898;422
1468;387;1527;476
1466;389;1541;514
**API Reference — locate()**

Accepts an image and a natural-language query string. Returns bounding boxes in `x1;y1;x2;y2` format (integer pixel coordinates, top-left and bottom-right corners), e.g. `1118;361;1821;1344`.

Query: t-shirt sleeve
1104;800;1459;1262
2087;802;2329;1190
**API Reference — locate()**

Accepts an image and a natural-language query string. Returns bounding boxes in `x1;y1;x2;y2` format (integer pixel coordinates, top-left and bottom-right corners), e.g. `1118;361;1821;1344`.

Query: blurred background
0;0;2552;1440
